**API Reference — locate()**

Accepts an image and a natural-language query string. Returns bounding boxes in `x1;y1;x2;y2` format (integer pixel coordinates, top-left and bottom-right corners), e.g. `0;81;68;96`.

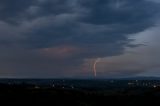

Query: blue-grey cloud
0;0;159;78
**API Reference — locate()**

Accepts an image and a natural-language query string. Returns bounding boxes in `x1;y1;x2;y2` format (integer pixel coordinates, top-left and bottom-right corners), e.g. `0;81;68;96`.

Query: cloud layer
0;0;159;78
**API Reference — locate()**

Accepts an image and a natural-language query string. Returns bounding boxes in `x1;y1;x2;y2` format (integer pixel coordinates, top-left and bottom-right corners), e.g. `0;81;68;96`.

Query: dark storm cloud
0;0;159;77
80;0;149;24
25;0;159;57
0;0;36;24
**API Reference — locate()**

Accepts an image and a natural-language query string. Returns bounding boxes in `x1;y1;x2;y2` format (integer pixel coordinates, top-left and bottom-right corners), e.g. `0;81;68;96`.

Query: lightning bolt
93;58;101;77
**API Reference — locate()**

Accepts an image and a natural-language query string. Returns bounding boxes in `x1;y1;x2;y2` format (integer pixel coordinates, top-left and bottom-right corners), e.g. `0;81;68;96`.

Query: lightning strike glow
93;58;101;77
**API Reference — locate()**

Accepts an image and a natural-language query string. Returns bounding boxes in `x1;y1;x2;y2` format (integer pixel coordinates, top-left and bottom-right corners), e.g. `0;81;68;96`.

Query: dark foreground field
1;84;160;105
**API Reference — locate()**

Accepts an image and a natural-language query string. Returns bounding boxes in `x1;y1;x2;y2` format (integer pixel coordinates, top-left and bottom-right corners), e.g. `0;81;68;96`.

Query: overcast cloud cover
0;0;160;78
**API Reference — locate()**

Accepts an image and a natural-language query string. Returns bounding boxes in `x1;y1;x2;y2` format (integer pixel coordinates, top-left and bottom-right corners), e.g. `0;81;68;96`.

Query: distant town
1;78;160;90
1;79;160;105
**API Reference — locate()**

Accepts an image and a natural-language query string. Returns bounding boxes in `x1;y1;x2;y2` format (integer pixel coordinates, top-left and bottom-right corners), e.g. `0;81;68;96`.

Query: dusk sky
0;0;160;78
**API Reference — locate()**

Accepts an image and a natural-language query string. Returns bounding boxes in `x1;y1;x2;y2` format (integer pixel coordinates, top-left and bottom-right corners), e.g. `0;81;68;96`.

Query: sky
0;0;160;78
